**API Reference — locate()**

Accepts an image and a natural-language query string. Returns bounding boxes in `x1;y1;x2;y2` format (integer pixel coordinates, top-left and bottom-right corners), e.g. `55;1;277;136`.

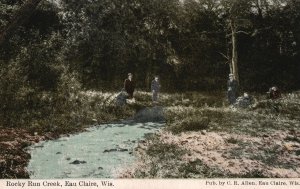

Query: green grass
164;91;300;136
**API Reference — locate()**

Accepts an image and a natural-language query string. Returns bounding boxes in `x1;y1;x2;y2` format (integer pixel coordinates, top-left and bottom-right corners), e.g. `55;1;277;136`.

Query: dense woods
0;0;299;128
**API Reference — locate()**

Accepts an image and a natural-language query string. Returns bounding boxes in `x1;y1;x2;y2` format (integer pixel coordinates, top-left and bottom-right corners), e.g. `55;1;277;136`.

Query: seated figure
235;92;253;108
268;86;281;99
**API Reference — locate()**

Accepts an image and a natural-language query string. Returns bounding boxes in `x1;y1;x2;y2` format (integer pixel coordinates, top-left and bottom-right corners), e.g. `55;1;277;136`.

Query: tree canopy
0;0;299;93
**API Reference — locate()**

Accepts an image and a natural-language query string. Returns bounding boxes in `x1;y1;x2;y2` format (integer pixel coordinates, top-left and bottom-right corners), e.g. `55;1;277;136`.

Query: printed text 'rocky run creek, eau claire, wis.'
5;180;114;188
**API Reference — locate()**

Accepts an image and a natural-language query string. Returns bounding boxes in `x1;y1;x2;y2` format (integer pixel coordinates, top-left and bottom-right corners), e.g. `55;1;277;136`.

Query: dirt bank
0;128;62;178
121;129;300;178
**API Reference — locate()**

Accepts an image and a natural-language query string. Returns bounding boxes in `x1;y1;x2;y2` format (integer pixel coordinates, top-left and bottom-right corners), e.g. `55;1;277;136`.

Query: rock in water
118;148;128;152
103;149;118;153
103;148;128;153
70;160;87;164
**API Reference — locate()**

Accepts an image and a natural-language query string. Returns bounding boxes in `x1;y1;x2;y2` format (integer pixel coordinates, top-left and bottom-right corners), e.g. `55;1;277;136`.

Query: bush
168;116;210;134
0;61;35;127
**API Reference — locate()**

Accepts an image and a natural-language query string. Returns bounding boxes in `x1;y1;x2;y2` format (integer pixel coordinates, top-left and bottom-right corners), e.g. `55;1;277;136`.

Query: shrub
168;116;210;134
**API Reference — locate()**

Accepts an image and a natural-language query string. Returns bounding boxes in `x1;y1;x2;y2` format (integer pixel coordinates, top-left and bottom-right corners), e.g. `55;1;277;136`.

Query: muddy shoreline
0;126;89;178
0;119;126;179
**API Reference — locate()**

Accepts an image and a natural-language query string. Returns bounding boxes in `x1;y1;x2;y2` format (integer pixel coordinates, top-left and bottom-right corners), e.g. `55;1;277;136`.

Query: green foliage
0;61;32;126
2;0;300;92
59;0;184;90
0;0;299;130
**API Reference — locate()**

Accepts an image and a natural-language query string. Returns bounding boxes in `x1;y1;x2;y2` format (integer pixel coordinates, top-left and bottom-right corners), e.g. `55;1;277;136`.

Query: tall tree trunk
230;19;239;84
227;39;233;74
256;0;263;19
0;0;43;47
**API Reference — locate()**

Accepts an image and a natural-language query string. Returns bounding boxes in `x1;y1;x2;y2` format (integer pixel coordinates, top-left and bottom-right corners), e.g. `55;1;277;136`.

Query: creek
27;107;164;178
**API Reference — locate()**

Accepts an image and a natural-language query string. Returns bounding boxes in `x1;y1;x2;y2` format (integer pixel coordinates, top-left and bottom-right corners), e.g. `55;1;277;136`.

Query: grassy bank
122;91;300;178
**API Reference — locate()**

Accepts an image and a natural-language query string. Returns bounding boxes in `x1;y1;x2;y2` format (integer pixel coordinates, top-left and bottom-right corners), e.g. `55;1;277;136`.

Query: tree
60;0;183;90
220;0;253;85
0;0;43;47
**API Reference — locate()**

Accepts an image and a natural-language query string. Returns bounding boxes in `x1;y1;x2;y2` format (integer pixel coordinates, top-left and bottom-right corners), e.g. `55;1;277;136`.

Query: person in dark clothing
124;73;135;99
268;86;281;99
151;76;161;103
227;74;238;105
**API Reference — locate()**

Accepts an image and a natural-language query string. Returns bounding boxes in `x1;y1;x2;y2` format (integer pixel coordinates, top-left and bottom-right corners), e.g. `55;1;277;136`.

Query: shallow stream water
27;121;163;178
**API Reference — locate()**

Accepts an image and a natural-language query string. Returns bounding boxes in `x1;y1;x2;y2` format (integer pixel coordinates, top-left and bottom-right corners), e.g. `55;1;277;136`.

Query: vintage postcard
0;0;299;189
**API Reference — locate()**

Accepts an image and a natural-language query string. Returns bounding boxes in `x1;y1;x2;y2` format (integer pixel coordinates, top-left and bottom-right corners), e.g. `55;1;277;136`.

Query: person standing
124;73;135;99
151;76;161;103
227;74;238;105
